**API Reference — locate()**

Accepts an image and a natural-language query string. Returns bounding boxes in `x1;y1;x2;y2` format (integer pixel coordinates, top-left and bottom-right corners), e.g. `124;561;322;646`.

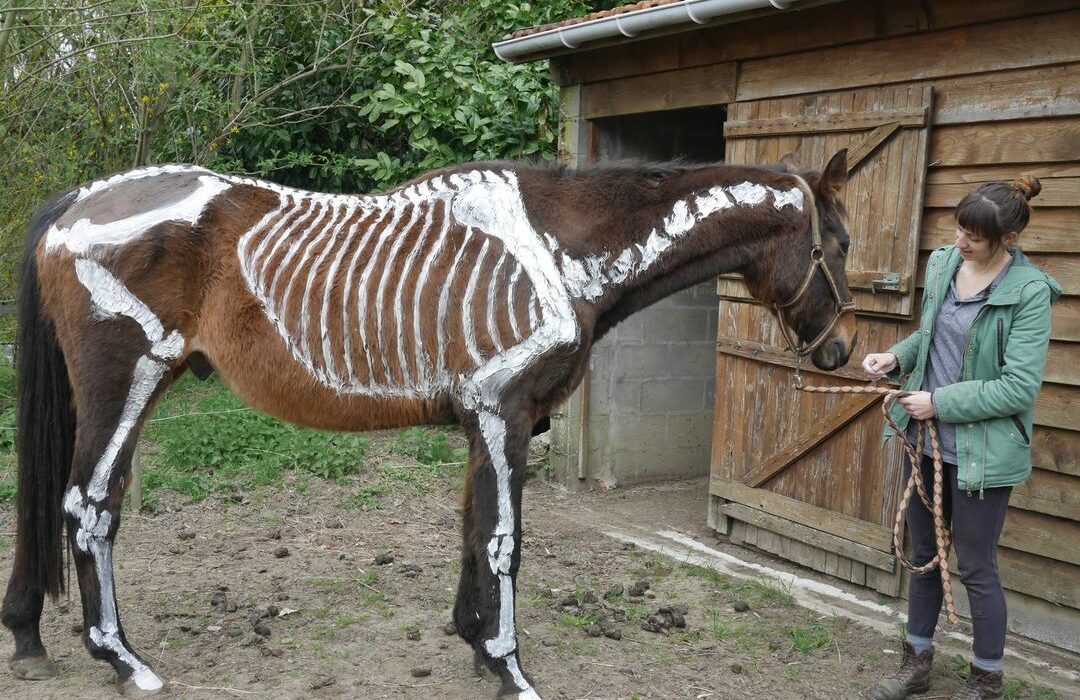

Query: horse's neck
559;178;804;316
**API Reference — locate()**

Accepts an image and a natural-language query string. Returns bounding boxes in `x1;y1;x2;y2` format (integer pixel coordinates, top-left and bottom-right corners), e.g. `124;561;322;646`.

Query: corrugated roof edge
492;0;845;63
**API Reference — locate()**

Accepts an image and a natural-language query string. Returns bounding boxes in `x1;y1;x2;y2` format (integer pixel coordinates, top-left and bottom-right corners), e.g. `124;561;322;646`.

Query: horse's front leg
454;408;540;700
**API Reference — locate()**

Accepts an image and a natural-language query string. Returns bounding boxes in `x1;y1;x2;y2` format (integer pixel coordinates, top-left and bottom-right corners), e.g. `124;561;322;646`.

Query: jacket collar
934;245;1062;307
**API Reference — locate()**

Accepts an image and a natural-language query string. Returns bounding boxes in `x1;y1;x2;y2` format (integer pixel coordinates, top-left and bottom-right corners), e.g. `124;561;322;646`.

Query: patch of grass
346;484;386;510
681;563;727;586
624;604;649;625
140;375;369;504
1001;675;1060;700
391;426;467;466
334;612;364;627
788;621;832;653
557;611;598;629
691;567;796;609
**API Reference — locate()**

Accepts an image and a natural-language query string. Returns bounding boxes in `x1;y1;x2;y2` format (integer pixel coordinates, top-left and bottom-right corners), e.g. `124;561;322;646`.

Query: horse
2;150;857;699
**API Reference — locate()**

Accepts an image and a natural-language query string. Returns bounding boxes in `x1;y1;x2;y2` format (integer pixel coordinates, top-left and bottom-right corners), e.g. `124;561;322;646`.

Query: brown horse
2;151;856;698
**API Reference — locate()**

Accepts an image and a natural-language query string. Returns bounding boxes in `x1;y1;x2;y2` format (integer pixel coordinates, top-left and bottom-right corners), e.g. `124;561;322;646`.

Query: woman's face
954;226;994;263
954;225;1015;264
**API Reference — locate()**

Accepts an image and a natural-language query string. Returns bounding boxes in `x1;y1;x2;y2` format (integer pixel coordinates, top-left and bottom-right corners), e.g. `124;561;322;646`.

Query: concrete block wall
548;280;719;488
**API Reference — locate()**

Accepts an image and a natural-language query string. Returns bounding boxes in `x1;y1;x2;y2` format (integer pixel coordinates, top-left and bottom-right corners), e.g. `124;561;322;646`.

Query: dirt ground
0;432;1070;700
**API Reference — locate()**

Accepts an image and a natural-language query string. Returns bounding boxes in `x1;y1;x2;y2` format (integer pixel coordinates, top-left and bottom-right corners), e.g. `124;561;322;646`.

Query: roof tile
506;0;682;40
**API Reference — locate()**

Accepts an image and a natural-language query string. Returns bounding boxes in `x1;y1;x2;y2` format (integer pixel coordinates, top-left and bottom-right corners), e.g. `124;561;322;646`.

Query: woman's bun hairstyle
956;176;1040;244
1012;175;1041;201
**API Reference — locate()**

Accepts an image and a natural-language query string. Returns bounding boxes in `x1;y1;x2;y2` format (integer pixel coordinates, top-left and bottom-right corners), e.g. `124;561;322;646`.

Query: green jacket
885;245;1061;492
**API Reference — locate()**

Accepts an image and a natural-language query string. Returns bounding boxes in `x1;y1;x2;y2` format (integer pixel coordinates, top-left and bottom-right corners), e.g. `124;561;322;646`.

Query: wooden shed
496;0;1079;652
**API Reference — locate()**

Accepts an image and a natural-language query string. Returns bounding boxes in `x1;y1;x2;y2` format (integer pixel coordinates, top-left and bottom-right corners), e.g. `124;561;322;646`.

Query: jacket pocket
1009;414;1030;444
997;318;1006;367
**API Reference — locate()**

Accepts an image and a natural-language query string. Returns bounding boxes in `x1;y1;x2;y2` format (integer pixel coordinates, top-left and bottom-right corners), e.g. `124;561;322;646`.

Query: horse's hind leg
62;260;183;696
454;405;540;700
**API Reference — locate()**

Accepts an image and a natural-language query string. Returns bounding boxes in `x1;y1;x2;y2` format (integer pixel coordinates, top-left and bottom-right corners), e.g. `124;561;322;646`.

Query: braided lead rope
795;380;959;624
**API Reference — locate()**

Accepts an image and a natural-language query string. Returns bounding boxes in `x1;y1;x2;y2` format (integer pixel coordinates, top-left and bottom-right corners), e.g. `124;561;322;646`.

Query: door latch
871;273;902;293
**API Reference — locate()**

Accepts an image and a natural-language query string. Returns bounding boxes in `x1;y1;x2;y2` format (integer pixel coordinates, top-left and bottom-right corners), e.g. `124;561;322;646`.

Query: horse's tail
11;190;79;600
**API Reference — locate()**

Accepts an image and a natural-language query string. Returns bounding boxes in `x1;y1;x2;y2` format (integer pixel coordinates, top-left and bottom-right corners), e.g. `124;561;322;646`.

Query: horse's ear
818;149;848;197
778;152;801;173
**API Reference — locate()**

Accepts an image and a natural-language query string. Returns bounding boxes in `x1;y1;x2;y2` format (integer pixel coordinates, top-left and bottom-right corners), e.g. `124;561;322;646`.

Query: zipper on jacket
1010;414;1030;443
960;304;990;495
997;318;1006;366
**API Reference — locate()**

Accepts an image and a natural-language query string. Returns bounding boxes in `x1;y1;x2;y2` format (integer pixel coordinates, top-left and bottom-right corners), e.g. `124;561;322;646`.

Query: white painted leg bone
470;410;542;698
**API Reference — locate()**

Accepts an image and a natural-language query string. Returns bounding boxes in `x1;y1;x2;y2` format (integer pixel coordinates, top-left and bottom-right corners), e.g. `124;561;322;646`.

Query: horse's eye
840;240;850;257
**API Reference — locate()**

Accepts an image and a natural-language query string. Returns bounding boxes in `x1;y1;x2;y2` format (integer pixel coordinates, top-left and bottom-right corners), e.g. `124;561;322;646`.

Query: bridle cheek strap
771;189;857;366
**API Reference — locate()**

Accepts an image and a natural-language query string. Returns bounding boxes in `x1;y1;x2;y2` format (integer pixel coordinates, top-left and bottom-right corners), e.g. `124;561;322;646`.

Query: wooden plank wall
552;0;1080;618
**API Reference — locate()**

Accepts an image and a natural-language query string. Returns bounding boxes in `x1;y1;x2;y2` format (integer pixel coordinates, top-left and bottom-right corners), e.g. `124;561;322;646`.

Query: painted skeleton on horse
3;151;856;698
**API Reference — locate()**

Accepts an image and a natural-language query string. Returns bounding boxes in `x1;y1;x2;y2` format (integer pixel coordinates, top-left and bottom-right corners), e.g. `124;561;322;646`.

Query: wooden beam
736;10;1080;101
710;475;893;552
723;109;923;139
929;117;1080;167
1010;467;1080;521
718;270;912;296
931;62;1080;126
846;122;902;173
1001;507;1080;566
996;545;1079;608
741;393;879;488
720;502;896;572
1050;299;1080;343
922;208;1080;254
580;62;736;119
1032;426;1080;477
714;335;873;384
926;177;1080;208
1044;342;1080;387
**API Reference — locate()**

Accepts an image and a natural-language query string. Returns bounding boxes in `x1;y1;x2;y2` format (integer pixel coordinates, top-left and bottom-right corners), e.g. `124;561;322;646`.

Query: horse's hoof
118;670;165;698
9;653;57;680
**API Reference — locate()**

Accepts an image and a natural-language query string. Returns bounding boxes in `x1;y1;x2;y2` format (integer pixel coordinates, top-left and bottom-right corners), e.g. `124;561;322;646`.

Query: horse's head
748;150;858;371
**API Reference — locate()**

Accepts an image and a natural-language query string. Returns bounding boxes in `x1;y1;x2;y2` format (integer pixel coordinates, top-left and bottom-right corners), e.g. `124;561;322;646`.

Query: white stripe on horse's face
48;175;231;256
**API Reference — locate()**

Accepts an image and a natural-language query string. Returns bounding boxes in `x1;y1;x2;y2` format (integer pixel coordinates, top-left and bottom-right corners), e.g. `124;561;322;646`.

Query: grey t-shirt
909;254;1015;463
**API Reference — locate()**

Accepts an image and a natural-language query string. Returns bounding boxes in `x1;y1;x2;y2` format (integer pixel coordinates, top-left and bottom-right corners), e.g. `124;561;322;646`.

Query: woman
862;177;1061;700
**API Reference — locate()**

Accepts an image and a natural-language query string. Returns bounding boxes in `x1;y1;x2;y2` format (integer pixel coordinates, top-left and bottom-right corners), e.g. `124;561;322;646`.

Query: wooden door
708;85;933;595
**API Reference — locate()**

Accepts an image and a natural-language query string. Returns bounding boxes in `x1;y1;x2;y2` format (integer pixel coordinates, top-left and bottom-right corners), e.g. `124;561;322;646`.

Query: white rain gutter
493;0;810;63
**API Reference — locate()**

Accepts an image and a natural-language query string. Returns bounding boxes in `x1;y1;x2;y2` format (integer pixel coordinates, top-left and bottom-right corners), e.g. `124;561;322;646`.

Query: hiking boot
950;664;1003;700
868;641;933;699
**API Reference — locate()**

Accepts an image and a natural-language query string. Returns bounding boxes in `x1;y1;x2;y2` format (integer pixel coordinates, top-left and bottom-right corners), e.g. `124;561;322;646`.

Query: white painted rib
320;203;369;387
462;237;491;367
300;198;354;369
341;205;394;387
487;252;508;354
393;198;436;389
411;198;452;391
507;265;523;343
236;190;288;282
266;198;326;304
355;195;407;387
276;198;336;350
373;200;422;384
253;195;312;288
435;227;474;378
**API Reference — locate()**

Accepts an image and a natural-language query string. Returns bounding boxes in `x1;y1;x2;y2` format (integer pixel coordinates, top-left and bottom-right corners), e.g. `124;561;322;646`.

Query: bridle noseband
772;186;856;383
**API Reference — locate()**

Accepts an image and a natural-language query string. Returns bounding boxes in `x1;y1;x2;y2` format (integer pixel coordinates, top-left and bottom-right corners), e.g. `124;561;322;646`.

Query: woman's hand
899;391;937;420
861;352;898;380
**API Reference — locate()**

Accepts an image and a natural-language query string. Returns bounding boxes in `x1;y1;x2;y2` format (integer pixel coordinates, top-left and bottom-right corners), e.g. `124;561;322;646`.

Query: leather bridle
772;187;856;380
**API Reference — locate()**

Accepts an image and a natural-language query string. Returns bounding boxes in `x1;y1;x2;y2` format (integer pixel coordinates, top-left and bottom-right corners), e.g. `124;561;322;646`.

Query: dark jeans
904;454;1012;660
